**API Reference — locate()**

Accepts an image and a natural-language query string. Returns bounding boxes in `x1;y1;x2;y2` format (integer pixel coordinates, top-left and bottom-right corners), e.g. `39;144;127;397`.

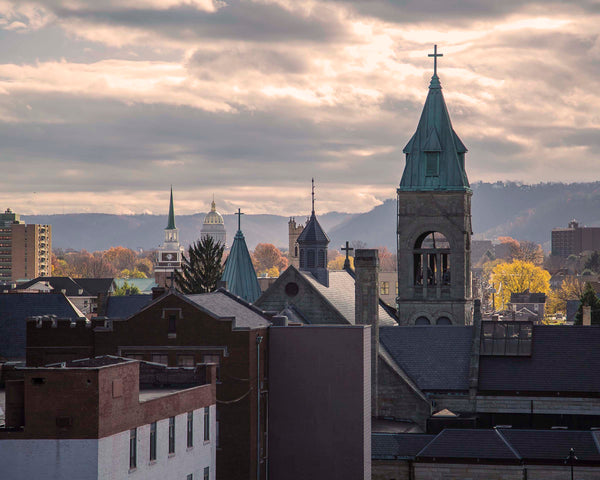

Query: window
307;250;315;268
168;314;177;334
426;152;439;176
284;282;299;297
169;416;176;454
204;407;210;442
318;249;325;268
178;355;195;367
380;281;389;295
125;353;144;361
480;321;533;356
187;412;194;448
129;428;137;469
395;282;399;295
204;467;210;480
152;354;168;365
150;422;157;461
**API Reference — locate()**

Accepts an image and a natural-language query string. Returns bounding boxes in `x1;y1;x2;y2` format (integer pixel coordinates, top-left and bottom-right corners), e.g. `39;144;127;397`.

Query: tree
114;281;141;296
574;282;600;325
252;243;288;275
498;236;543;265
490;260;551;310
175;236;225;294
119;268;147;279
377;247;397;271
103;246;138;271
584;251;600;274
546;277;584;316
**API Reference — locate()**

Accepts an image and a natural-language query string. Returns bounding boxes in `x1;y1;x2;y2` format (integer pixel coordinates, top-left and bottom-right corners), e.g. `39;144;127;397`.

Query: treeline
52;247;153;278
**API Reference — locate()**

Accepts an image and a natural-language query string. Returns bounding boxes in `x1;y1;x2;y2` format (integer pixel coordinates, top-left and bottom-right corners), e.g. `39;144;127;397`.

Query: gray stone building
396;54;473;326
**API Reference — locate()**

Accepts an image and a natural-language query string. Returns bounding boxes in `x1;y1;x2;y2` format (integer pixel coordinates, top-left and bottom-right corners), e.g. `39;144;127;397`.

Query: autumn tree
498;236;544;265
114;281;141;296
546;277;585;316
490;260;551;310
252;243;288;276
584;251;600;274
103;246;138;272
574;282;600;325
377;247;397;271
328;255;354;270
175;236;225;294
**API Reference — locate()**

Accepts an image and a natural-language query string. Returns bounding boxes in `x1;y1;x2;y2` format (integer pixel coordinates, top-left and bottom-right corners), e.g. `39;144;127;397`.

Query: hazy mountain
22;182;600;253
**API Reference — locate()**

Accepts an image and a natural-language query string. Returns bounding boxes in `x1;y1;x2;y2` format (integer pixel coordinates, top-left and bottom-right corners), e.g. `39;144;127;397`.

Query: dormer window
426;152;439;176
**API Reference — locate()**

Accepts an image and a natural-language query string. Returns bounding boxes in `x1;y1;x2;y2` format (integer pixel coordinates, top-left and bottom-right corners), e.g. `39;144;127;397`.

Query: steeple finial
235;208;244;233
166;185;176;230
428;44;443;89
311;178;315;214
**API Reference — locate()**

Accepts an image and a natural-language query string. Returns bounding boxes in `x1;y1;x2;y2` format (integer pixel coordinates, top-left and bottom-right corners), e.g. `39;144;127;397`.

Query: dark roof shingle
372;433;435;459
105;294;153;318
417;429;518;460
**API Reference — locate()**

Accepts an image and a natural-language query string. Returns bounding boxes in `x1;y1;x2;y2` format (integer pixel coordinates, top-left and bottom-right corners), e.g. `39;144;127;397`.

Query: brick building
0;356;216;480
25;288;270;480
552;219;600;257
0;208;51;282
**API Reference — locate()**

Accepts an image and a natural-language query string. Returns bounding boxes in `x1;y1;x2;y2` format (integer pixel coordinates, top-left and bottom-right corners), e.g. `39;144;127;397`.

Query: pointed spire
221;208;261;303
311;177;315;214
166;186;176;230
399;45;470;192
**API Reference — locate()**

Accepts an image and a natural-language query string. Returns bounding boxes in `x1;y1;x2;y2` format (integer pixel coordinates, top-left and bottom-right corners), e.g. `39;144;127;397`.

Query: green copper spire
166;186;176;230
399;45;470;192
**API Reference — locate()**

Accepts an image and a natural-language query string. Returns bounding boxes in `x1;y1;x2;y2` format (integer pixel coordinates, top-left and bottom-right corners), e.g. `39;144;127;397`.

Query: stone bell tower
397;46;473;326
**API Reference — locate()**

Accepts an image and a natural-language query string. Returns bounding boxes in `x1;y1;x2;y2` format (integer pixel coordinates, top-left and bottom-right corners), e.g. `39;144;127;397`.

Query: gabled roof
479;325;600;393
417;429;519;460
296;212;330;245
0;292;84;360
105;294;153;318
187;289;270;329
221;229;262;303
16;276;92;296
300;269;397;326
76;278;114;296
379;326;472;391
372;433;435;460
501;429;600;462
400;74;470;192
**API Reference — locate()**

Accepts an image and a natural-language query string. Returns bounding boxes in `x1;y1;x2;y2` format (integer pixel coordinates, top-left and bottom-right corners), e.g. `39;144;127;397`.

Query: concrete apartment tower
397;46;473;325
154;187;184;287
354;248;379;416
0;208;51;282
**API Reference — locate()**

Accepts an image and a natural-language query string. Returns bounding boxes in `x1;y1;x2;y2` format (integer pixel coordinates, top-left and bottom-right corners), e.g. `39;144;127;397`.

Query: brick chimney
583;305;592;326
354;248;379;416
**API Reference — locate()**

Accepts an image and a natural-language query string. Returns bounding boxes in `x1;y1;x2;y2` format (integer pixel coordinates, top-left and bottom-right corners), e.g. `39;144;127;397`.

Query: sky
0;0;599;216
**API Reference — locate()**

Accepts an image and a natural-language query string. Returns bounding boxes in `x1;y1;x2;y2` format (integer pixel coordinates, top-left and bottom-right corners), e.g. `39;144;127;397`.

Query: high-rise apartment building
551;219;600;257
0;208;51;282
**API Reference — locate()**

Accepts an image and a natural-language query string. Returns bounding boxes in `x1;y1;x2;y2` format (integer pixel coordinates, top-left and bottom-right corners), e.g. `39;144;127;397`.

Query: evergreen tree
175;236;225;294
584;251;600;273
574;282;600;325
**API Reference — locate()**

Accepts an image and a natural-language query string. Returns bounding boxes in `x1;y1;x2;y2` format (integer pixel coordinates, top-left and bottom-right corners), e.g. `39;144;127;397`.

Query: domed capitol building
201;197;227;247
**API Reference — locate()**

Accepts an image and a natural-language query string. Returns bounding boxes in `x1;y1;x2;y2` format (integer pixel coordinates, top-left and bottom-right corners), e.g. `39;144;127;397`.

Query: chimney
151;286;167;300
354;249;379;416
468;299;482;404
583;305;592;326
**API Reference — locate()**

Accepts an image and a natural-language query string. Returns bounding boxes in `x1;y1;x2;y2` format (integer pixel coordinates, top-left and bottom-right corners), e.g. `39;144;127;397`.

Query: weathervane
428;44;443;76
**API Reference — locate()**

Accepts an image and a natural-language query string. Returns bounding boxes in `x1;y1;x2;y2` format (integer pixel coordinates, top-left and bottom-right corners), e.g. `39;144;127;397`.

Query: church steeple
166;186;176;230
297;179;330;286
400;45;469;192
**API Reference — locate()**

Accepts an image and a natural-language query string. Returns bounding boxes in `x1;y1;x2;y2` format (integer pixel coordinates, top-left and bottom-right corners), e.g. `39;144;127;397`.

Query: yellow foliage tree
328;255;354;270
490;260;551;310
545;277;585;316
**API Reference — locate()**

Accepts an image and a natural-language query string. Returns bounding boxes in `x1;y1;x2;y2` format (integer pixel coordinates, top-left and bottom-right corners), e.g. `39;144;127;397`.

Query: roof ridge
494;428;522;460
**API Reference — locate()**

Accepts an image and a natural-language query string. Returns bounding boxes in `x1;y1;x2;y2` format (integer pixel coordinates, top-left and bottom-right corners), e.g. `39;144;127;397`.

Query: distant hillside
23;182;600;252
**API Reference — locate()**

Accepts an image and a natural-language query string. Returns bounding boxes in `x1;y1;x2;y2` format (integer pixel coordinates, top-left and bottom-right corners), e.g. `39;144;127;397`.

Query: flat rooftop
139;388;190;403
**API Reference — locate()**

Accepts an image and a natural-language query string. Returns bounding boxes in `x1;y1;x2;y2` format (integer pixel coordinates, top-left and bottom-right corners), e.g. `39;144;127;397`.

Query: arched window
415;316;430;325
294;245;298;257
436;317;452;325
413;232;451;287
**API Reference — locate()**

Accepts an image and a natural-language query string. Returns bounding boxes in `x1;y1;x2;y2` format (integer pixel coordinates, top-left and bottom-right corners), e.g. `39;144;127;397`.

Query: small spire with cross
428;44;443;77
342;241;354;270
167;271;176;290
235;208;244;232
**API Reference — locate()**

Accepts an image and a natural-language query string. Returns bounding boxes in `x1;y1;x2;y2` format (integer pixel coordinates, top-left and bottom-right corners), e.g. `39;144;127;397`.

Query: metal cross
167;272;175;289
235;208;244;231
342;241;354;260
311;178;315;213
428;44;443;76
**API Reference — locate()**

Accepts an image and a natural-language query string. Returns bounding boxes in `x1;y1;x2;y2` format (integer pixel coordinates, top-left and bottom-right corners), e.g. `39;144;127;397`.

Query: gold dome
204;199;224;225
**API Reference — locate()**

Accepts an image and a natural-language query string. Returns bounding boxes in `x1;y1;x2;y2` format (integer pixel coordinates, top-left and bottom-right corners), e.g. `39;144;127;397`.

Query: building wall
378;271;397;308
0;438;99;480
268;325;371;480
372;460;410;480
414;463;523;480
9;223;51;281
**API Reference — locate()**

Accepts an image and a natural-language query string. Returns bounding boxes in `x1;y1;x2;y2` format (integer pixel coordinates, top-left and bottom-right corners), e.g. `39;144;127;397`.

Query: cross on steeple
311;178;315;214
167;271;175;290
428;44;443;77
342;241;354;270
235;208;244;232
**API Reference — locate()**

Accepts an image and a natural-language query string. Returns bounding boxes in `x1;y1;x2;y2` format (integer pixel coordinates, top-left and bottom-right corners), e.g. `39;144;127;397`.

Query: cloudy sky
0;0;599;216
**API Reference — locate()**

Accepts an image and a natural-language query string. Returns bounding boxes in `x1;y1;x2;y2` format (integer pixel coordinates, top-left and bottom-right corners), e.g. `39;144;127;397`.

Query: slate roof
300;270;397;326
16;276;92;296
417;429;518;460
221;229;262;303
372;433;435;459
76;278;114;296
501;429;600;462
186;289;270;330
105;294;153;318
479;325;600;393
296;212;330;245
0;293;84;360
379;325;472;391
400;72;470;192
